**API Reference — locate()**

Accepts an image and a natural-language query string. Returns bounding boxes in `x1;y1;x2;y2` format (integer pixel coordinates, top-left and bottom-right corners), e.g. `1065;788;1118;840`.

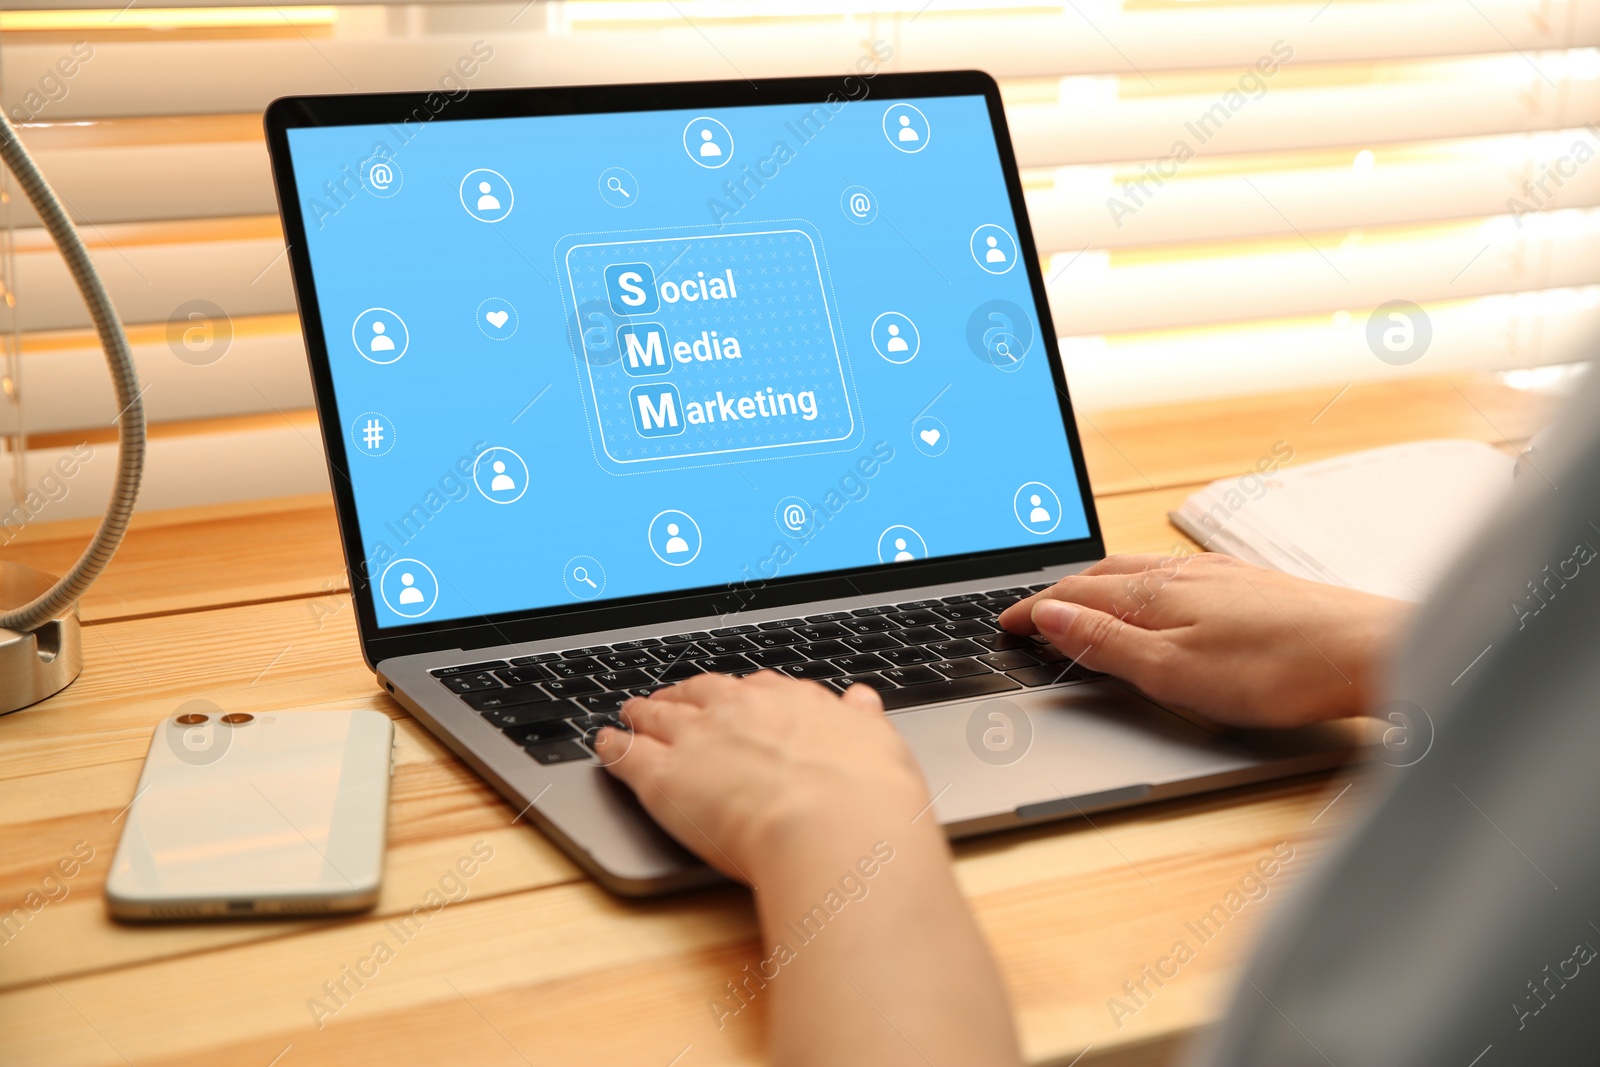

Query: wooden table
0;375;1555;1067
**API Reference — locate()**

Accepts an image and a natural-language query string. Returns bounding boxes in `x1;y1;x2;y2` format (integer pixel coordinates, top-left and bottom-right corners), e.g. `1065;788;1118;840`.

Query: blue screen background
286;93;1090;628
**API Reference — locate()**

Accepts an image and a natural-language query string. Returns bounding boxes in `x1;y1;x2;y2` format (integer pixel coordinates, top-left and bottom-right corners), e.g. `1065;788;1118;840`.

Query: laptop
264;71;1361;896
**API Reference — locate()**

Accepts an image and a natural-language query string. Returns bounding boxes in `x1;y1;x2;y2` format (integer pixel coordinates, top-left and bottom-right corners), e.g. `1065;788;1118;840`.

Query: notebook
1169;440;1516;602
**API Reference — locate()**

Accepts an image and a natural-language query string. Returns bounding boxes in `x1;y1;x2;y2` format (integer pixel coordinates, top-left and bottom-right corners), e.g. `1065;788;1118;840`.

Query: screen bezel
264;70;1105;668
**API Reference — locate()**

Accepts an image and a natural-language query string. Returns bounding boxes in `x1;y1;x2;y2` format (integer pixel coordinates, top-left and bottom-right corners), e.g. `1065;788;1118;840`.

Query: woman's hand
1000;552;1409;728
595;670;928;886
595;672;1024;1067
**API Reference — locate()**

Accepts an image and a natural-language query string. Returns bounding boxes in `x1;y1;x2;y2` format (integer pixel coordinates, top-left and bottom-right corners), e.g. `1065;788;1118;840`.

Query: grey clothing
1193;367;1600;1066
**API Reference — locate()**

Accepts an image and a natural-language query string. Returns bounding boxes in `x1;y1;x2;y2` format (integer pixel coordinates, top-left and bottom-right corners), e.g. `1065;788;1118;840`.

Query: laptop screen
284;90;1091;630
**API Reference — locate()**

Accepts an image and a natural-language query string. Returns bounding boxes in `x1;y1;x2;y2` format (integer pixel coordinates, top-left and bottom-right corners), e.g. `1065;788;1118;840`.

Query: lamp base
0;562;83;715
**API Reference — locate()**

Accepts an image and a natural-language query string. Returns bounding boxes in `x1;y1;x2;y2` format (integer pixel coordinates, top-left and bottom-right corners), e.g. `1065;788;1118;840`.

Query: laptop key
880;673;1022;711
442;673;501;693
525;740;590;765
774;660;844;681
934;619;994;638
881;665;941;686
926;638;984;660
835;653;891;674
974;632;1038;652
894;626;943;646
897;600;944;610
610;638;663;650
929;658;991;679
593;668;653;690
509;652;560;665
1028;583;1053;592
746;646;805;668
660;632;703;644
978;650;1042;671
574;692;631;714
598;649;659;670
932;603;991;621
879;645;937;666
701;654;757;675
850;605;899;616
656;661;708;682
494;665;553;686
1008;664;1098;687
548;657;606;678
839;617;896;634
887;610;940;628
479;702;570;727
804;611;854;623
840;632;899;653
431;660;509;678
940;592;988;604
462;687;553;711
798;640;851;660
985;588;1033;599
561;645;611;658
760;618;806;629
751;628;805;648
710;625;757;636
542;676;604;698
504;718;580;746
828;672;896;693
701;636;757;655
794;622;849;641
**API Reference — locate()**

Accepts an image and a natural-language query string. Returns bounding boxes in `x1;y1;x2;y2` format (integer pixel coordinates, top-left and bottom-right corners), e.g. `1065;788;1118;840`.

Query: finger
594;727;669;787
1000;573;1163;632
841;682;886;715
621;696;701;742
1031;598;1165;687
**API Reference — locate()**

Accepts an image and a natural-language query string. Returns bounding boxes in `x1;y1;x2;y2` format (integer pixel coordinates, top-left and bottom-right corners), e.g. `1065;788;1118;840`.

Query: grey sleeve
1188;369;1600;1067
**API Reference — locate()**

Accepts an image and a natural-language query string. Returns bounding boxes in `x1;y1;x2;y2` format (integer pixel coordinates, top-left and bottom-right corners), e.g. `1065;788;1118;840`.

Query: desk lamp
0;113;143;714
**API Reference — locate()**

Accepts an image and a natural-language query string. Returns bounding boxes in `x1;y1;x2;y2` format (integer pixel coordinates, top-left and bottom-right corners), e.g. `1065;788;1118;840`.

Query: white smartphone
107;707;394;920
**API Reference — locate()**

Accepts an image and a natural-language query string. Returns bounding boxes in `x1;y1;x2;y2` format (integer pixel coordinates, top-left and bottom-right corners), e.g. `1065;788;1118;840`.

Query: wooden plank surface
0;375;1557;1066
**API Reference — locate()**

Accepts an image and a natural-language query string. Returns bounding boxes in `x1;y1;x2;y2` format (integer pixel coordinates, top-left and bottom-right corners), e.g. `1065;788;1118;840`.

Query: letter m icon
619;322;670;376
630;383;684;438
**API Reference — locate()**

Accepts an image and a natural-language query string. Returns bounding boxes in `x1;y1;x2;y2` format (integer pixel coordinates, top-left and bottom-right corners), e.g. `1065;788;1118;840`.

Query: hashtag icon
363;419;383;449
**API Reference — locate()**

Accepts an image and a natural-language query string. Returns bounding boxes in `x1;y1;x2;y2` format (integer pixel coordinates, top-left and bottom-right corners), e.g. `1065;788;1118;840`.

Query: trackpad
893;681;1258;826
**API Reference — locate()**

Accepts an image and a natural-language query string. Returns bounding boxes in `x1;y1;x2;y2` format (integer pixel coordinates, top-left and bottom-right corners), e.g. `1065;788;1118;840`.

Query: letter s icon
618;272;646;306
604;262;659;315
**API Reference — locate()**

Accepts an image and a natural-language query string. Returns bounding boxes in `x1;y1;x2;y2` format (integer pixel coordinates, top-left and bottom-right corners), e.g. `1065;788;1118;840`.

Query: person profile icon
664;523;690;555
698;129;722;157
893;537;915;562
398;572;424;605
1028;494;1052;524
885;323;909;353
985;235;1007;264
476;180;501;211
490;460;515;493
369;321;394;353
897;114;920;143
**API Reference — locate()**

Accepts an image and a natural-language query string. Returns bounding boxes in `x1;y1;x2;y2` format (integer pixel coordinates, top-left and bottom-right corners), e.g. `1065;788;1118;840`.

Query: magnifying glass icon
572;566;598;589
606;176;631;198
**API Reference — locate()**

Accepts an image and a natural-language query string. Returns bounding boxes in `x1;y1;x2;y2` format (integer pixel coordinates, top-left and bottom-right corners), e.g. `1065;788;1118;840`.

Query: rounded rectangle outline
562;227;858;466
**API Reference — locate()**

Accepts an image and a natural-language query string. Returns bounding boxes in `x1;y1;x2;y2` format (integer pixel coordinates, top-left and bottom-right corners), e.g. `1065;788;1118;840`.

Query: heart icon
919;429;941;447
486;310;509;329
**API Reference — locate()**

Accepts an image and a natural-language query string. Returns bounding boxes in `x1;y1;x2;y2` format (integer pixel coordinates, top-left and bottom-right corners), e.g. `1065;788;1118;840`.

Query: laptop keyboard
428;584;1102;765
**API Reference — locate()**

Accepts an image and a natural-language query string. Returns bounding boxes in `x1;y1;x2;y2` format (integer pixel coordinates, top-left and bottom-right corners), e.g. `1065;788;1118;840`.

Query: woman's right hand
999;553;1409;728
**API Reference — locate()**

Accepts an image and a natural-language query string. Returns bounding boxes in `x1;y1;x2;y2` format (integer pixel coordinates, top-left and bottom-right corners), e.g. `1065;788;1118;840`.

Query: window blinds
0;0;1594;522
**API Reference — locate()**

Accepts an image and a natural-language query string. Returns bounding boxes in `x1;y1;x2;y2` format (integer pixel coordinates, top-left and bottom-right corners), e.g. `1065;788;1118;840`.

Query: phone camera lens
175;713;208;725
220;713;254;725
